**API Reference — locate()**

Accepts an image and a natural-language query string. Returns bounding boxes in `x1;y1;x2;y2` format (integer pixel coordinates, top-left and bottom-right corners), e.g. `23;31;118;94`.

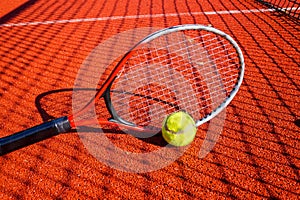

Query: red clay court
0;0;299;199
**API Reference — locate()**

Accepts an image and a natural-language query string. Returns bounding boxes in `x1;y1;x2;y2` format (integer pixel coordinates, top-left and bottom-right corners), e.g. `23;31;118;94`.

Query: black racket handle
0;116;71;156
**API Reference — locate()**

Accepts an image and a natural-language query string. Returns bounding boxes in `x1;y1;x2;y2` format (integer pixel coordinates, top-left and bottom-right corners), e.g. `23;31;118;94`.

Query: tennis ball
162;111;197;147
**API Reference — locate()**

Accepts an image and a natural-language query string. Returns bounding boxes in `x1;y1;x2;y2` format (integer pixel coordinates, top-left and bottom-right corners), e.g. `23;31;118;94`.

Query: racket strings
110;30;241;128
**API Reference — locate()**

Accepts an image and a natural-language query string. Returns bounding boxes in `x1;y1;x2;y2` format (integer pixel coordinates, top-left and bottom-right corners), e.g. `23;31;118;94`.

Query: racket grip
0;116;71;156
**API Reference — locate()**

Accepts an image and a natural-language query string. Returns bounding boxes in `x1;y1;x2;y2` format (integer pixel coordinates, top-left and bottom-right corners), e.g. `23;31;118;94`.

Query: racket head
103;24;244;131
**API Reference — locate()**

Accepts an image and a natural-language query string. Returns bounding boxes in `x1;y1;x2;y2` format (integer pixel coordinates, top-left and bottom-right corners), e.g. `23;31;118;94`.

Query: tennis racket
0;24;244;156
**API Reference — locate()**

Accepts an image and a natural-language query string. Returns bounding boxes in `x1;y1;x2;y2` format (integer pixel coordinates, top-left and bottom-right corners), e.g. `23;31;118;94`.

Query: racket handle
0;116;71;156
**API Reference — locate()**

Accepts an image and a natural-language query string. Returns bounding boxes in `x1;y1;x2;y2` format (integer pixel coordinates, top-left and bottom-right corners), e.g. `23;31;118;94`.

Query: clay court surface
0;0;299;199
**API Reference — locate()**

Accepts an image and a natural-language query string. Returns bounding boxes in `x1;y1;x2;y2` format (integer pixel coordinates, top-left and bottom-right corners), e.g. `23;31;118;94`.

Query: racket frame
83;24;245;128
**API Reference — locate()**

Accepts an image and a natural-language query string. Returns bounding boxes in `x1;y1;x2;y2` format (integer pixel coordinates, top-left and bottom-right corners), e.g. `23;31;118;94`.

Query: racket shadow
35;88;74;121
77;126;168;147
35;88;168;147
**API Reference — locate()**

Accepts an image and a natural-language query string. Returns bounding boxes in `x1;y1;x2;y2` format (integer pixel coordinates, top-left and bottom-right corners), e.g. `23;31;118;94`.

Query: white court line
0;7;297;27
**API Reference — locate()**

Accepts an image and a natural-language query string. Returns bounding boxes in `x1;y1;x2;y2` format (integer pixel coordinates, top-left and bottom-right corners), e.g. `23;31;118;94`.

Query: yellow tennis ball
162;111;197;147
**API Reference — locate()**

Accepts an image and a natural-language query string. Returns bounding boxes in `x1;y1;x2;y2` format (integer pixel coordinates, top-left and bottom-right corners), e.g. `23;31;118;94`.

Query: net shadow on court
0;0;299;199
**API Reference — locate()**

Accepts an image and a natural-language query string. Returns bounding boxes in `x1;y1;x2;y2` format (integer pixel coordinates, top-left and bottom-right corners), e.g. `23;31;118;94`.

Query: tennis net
257;0;300;19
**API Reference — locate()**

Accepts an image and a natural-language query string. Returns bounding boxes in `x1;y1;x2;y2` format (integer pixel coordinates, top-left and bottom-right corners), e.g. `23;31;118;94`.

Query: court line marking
0;7;297;27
